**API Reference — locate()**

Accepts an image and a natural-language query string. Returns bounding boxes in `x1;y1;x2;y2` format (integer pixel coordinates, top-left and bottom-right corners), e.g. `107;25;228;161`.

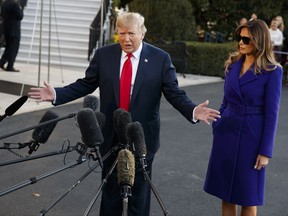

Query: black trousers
99;152;153;216
0;35;20;69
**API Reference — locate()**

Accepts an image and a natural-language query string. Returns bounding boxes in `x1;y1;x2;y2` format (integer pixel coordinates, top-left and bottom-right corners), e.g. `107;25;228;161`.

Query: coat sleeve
259;66;283;157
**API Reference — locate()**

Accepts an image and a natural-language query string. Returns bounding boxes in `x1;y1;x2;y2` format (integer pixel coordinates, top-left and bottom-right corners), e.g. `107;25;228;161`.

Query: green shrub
185;42;236;78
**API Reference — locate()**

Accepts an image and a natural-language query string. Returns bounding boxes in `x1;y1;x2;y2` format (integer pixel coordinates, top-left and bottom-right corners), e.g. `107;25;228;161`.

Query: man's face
117;25;144;53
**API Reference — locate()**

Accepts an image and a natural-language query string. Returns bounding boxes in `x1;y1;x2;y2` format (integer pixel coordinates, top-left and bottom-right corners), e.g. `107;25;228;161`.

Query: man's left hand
194;100;221;125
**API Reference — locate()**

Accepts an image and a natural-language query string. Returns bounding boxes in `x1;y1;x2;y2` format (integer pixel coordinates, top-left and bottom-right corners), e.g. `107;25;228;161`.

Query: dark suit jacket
55;42;197;159
1;0;23;38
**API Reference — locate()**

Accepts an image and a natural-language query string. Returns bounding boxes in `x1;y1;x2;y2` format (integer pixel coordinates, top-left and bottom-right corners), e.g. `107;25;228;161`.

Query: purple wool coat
204;58;282;206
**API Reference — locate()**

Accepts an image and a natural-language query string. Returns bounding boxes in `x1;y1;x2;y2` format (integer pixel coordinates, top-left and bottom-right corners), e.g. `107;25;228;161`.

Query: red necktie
120;53;132;111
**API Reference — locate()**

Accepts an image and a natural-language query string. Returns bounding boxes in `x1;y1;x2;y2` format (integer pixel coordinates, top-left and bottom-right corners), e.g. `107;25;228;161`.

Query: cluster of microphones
0;94;154;214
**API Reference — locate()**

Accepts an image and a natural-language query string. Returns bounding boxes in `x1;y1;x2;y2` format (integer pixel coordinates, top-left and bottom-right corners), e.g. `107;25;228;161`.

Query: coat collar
226;58;259;101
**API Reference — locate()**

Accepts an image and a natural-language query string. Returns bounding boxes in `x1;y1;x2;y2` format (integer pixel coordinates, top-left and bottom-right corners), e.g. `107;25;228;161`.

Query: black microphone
0;96;28;122
77;108;104;167
83;94;105;129
3;110;59;154
126;121;171;216
126;121;147;169
77;108;104;148
113;108;126;131
83;95;99;111
28;110;59;154
94;111;106;130
116;110;132;148
117;149;135;198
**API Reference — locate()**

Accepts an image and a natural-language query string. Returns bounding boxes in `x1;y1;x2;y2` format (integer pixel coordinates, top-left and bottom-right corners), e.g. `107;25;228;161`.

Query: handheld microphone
0;95;28;122
117;149;135;198
83;95;99;111
28;110;59;154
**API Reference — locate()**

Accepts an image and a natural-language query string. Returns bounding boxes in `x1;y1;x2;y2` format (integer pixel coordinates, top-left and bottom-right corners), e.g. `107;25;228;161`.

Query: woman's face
238;27;255;56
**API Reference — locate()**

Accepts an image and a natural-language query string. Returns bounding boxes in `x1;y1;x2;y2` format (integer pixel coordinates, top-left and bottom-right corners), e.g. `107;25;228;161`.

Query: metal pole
48;0;52;82
38;0;44;87
99;0;104;47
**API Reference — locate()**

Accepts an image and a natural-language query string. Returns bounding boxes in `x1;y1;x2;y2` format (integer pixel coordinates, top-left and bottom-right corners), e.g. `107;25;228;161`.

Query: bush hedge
153;41;236;78
185;42;236;78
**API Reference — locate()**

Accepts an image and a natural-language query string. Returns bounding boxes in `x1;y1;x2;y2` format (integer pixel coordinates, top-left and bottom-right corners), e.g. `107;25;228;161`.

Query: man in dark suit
28;12;220;216
0;0;24;72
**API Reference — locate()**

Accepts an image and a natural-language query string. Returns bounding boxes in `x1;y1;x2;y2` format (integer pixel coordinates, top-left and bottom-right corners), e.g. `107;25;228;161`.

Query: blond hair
225;19;280;74
116;12;147;34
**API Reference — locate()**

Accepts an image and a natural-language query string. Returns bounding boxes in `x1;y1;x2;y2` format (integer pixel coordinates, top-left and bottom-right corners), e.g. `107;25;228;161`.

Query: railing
274;51;288;83
87;0;110;61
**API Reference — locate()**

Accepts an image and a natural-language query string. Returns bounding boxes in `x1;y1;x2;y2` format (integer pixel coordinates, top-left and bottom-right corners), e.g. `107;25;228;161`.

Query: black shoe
6;68;20;72
0;65;5;70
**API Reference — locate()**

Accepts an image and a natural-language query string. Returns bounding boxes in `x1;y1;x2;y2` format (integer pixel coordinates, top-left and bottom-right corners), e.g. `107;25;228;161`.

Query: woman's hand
254;154;269;170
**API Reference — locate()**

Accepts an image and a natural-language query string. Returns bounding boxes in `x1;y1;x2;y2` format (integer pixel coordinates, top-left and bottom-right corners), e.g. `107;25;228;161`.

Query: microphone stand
38;145;121;216
83;157;118;216
0;113;76;140
139;158;171;216
0;143;80;167
121;185;131;216
0;155;87;197
39;157;101;216
82;143;129;216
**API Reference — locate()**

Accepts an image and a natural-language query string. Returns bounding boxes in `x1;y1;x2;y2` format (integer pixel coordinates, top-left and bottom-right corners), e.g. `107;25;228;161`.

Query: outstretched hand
194;100;221;125
28;81;55;102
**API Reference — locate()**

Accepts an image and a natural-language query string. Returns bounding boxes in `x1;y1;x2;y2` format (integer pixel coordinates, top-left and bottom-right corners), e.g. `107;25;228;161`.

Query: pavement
0;62;287;216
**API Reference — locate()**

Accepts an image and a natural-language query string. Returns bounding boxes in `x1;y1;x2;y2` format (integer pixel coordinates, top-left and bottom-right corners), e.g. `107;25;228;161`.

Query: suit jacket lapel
130;43;150;104
112;45;122;106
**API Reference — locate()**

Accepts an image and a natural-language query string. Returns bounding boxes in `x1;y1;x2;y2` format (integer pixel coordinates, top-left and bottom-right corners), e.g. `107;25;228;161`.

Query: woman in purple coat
204;19;283;215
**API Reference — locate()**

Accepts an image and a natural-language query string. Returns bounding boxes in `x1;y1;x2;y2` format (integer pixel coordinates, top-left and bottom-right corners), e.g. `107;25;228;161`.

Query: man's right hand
28;81;55;102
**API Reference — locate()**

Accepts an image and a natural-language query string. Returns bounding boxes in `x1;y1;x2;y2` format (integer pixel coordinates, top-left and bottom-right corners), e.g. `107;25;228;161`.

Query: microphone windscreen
94;111;106;129
113;108;126;132
126;121;147;157
83;95;99;111
77;108;103;147
5;95;28;116
117;149;135;187
117;110;132;144
32;110;59;144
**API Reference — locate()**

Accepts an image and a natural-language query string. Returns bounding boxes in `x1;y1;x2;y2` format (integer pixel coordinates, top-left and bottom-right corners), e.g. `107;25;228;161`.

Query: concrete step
18;0;101;71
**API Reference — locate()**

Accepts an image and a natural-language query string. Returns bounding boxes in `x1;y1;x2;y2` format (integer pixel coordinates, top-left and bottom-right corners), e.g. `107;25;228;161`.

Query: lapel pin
144;59;148;63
